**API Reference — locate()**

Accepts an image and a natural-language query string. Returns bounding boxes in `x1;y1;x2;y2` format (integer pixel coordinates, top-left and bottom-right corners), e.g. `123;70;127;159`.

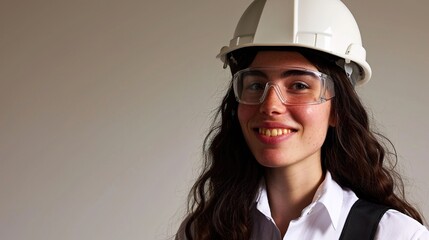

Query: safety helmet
217;0;371;85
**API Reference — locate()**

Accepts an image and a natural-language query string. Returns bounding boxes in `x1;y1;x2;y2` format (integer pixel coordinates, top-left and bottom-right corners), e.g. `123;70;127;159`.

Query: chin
254;155;295;168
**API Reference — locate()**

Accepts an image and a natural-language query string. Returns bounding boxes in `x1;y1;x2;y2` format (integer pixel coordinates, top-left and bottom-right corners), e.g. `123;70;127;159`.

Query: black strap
339;199;390;240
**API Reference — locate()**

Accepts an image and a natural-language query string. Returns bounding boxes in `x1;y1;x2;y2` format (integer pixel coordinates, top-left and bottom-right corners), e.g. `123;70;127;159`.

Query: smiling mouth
258;128;294;137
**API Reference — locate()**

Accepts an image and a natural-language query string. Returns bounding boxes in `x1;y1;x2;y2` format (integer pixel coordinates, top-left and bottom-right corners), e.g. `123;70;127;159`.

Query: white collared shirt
251;172;429;240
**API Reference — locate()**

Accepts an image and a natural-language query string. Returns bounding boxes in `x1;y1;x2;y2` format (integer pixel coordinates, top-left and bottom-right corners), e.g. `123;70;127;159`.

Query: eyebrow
244;69;318;79
280;69;318;78
243;69;268;78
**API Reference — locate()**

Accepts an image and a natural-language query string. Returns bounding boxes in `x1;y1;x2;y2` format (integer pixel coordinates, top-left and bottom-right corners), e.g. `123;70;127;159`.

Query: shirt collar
311;172;343;229
255;180;273;220
255;172;344;229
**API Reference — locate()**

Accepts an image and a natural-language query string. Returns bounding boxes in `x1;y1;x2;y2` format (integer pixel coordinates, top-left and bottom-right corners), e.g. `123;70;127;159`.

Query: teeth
259;128;292;137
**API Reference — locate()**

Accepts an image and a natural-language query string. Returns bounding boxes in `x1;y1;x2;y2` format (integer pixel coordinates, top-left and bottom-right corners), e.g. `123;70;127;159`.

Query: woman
176;0;428;239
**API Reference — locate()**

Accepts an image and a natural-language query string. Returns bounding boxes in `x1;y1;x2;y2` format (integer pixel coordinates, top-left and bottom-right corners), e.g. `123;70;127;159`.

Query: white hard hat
217;0;372;85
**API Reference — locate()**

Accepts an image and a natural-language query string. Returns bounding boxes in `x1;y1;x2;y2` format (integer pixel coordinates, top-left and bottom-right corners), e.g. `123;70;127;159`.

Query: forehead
250;51;317;71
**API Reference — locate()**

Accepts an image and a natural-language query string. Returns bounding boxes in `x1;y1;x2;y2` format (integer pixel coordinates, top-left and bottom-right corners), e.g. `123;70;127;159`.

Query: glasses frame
232;66;336;106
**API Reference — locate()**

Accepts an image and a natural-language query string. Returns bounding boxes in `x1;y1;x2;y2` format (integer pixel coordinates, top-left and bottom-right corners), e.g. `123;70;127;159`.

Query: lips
258;128;294;137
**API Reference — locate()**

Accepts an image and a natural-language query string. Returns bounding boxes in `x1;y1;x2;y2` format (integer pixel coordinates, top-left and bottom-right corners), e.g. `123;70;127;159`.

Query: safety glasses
232;67;335;105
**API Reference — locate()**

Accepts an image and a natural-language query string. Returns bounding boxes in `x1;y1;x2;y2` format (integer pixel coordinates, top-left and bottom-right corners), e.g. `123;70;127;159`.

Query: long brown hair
176;47;424;240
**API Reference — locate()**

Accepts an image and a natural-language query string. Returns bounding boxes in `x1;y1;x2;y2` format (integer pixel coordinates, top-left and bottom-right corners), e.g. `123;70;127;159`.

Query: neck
264;163;324;236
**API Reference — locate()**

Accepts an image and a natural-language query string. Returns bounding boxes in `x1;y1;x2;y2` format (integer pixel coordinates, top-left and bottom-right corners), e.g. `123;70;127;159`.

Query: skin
237;51;335;236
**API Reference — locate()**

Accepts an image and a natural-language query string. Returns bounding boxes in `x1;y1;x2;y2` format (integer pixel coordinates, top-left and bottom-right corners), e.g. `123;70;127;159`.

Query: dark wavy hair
176;47;424;240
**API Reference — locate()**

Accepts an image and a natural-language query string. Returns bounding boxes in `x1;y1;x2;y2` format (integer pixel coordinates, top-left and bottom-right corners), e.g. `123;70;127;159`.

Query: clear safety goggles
232;67;335;105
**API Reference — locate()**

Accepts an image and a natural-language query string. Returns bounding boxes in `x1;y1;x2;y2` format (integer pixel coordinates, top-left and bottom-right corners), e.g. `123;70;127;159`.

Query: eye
246;82;265;91
290;81;310;90
242;75;267;92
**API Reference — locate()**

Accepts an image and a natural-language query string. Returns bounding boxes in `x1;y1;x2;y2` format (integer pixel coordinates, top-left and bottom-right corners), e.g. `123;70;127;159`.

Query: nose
259;85;286;115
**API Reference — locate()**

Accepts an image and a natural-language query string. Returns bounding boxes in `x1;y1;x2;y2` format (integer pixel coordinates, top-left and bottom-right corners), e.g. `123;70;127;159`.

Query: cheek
237;104;256;126
300;104;332;125
298;104;332;141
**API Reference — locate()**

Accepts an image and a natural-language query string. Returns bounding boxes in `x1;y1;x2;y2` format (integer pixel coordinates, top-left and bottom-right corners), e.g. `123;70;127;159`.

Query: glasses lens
233;67;334;105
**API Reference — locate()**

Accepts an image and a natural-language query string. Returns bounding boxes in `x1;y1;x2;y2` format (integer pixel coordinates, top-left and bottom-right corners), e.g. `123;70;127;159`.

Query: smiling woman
237;51;333;172
174;0;429;239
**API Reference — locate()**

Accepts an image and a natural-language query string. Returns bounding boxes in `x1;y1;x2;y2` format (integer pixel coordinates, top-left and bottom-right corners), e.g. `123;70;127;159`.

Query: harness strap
339;199;390;240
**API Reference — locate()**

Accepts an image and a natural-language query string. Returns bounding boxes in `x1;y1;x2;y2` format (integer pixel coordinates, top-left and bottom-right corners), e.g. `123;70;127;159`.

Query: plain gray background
1;0;428;239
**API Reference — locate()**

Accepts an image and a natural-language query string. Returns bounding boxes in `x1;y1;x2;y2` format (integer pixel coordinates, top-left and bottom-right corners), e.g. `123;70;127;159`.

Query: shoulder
376;209;429;240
